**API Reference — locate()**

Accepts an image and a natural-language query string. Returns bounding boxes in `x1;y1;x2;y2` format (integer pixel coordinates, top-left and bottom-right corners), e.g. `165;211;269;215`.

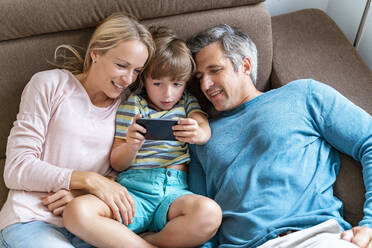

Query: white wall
358;6;372;68
326;0;366;44
265;0;328;17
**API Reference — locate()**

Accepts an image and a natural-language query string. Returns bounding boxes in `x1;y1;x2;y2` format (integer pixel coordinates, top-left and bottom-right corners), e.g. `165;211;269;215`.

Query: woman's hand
41;189;84;216
72;171;135;225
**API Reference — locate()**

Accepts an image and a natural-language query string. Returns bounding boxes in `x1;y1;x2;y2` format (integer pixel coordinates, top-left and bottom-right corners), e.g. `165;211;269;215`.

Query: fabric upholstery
271;9;372;114
0;159;7;207
336;154;365;226
0;0;265;41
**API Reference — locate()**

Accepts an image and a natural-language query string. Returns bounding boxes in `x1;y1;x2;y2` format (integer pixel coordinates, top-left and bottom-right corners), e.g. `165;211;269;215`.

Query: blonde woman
0;13;154;248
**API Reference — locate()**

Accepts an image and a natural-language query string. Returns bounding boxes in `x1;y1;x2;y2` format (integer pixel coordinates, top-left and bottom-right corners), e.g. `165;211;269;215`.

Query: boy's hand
173;118;205;144
126;114;146;151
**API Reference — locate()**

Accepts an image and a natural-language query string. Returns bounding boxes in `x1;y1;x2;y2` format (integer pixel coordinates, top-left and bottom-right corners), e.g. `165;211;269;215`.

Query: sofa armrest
271;8;372;114
271;8;372;227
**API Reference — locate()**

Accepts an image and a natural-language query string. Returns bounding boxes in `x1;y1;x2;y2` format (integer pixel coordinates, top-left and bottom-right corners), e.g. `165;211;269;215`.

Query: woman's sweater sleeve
4;71;73;192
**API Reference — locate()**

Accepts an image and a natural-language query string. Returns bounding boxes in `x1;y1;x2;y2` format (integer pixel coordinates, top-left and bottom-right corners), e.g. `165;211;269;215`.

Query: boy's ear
241;57;252;76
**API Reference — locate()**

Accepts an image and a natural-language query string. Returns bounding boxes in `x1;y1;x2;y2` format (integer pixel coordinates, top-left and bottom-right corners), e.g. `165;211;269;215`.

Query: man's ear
241;57;252;76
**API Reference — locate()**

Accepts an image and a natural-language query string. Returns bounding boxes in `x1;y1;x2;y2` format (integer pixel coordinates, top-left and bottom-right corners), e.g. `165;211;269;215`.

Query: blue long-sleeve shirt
189;79;372;248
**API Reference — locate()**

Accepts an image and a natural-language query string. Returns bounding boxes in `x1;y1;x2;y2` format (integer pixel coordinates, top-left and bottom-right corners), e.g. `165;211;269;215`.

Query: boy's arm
110;115;146;171
110;138;137;171
174;111;211;145
190;111;211;144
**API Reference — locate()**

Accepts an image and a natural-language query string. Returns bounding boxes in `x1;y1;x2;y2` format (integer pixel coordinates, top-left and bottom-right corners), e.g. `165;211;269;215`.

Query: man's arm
307;80;372;247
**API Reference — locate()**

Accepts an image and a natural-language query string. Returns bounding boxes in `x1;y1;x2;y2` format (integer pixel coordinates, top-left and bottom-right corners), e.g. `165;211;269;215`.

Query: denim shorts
0;221;93;248
117;168;193;233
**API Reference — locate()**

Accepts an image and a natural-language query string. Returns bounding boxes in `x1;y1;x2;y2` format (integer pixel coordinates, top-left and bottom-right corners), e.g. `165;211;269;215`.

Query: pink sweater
0;69;120;230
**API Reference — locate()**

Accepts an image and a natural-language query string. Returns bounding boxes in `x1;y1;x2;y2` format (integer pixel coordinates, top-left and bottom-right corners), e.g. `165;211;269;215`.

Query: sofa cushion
335;154;365;227
0;0;265;41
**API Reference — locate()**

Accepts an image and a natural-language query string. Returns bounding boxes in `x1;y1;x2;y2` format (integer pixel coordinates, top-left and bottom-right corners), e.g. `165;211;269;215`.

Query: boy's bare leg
63;194;156;248
143;194;222;248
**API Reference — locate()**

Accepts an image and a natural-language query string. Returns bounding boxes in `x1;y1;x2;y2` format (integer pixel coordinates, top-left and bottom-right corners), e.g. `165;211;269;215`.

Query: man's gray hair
187;24;258;84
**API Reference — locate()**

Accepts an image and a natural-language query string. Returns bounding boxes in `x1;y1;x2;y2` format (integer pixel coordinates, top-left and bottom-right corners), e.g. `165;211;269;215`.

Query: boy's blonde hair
141;26;195;89
54;13;154;75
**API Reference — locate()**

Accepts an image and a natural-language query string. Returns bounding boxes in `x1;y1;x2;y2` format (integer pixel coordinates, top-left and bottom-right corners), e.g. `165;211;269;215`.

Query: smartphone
136;118;178;140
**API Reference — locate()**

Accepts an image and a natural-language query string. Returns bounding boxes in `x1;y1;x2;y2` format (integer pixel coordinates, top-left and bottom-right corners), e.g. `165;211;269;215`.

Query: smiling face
194;42;253;112
88;40;149;104
144;76;186;111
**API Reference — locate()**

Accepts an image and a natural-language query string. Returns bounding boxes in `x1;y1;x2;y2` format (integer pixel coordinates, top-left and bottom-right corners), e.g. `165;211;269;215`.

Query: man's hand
341;226;372;248
41;189;84;216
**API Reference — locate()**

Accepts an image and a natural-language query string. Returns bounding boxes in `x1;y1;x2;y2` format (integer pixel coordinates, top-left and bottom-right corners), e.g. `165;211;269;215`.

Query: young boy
62;27;222;248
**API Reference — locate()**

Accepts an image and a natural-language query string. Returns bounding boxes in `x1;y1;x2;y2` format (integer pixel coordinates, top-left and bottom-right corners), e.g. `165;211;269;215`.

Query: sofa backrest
0;0;272;207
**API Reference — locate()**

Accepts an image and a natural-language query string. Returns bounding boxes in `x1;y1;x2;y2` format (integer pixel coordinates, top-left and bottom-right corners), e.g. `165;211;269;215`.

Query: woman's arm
69;170;135;223
41;189;85;216
4;71;73;192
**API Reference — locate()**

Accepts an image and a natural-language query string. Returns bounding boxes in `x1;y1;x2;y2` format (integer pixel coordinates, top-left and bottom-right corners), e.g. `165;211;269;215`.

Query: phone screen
136;118;178;140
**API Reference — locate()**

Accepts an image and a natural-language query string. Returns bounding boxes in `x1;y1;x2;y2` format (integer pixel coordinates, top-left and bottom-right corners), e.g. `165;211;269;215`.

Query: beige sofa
1;0;371;232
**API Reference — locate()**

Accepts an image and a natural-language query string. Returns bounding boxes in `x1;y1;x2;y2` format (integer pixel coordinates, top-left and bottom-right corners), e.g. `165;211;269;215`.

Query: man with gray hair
187;24;372;248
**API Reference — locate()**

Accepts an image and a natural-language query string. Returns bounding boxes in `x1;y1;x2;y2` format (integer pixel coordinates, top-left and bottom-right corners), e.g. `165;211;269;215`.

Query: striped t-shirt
115;90;204;169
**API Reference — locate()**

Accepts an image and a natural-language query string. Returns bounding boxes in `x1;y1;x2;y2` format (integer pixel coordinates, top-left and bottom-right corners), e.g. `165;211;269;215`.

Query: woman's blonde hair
140;26;195;91
54;13;154;75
